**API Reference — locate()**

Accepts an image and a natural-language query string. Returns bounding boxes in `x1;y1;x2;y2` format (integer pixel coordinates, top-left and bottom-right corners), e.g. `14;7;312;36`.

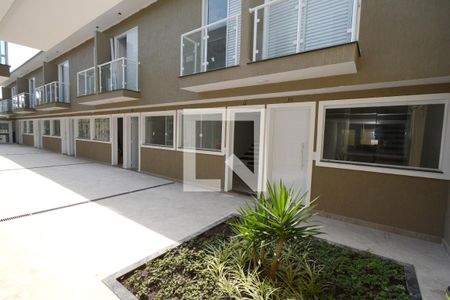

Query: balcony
180;0;359;93
0;99;13;117
35;81;70;111
77;67;96;97
78;57;140;106
180;14;241;76
12;93;35;114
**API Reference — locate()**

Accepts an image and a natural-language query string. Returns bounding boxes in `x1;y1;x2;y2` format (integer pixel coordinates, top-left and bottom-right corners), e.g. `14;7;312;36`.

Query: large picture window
322;103;446;171
180;110;223;152
43;120;51;136
94;118;110;142
144;115;174;147
78;119;90;139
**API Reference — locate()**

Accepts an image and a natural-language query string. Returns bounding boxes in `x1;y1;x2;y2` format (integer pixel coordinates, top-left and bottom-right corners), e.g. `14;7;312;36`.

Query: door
264;103;315;203
58;61;70;102
225;106;265;193
29;78;35;106
130;117;139;170
114;27;138;90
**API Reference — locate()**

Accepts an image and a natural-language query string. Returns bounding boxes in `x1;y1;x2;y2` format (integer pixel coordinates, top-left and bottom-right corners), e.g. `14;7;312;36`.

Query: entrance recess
264;102;315;203
225;106;265;194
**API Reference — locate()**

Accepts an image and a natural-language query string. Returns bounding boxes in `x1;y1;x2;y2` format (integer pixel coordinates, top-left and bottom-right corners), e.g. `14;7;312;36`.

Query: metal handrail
77;66;96;96
181;14;240;38
98;57;139;93
35;81;70;105
180;14;241;76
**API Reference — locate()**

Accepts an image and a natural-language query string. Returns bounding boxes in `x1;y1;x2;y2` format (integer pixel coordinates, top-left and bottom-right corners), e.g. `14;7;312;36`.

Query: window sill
141;144;175;151
176;147;225;156
316;159;448;180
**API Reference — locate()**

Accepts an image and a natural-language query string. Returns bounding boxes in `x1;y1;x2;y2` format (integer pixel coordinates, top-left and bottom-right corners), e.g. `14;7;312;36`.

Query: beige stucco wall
42;136;62;153
444;184;450;248
22;134;34;147
311;165;448;240
141;147;225;189
76;140;111;164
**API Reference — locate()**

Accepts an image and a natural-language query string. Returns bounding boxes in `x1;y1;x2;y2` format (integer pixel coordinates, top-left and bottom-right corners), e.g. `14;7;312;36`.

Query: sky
0;42;39;98
7;42;40;71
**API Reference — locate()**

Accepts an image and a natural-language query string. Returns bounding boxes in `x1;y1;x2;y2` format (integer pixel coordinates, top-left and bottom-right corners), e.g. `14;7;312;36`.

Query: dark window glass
53;120;60;136
44;120;51;135
323;104;445;170
145;115;174;147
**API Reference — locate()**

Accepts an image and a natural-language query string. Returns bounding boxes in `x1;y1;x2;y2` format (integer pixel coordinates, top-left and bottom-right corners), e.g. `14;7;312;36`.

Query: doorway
117;117;124;166
264;103;315;204
127;116;139;170
225;106;265;194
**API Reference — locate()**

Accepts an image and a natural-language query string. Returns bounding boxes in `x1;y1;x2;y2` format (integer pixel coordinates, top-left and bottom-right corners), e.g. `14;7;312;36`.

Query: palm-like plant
232;181;321;280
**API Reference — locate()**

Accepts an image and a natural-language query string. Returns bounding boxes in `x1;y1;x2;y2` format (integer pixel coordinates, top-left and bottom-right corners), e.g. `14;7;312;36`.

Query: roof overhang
1;0;157;85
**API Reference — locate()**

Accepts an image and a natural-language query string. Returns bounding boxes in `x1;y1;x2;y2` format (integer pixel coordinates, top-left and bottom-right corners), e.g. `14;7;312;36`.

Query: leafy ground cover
119;221;412;300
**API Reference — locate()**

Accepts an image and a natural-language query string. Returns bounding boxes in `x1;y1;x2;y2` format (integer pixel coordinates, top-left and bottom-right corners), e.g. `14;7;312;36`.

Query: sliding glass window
78;119;90;139
52;120;61;137
94;118;110;142
322;103;446;171
144;115;174;147
180;112;223;152
43;120;51;136
28;121;34;134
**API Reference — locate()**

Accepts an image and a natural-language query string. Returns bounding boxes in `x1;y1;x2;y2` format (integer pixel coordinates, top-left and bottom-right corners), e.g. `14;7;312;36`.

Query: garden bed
118;219;420;300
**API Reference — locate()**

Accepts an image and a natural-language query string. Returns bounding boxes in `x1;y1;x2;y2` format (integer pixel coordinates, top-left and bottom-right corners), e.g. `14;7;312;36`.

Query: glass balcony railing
35;81;70;106
12;93;34;110
250;0;358;61
77;66;96;96
0;99;12;113
98;57;139;93
180;14;241;76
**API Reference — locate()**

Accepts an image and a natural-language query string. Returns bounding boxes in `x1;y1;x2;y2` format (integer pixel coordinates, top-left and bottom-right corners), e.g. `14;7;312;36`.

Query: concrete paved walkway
0;145;247;300
0;144;448;300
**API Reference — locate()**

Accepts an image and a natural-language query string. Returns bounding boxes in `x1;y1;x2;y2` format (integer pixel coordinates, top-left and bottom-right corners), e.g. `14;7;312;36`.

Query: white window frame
93;117;112;143
75;118;92;141
141;110;176;150
177;108;226;156
316;94;450;180
74;115;112;144
28;120;34;134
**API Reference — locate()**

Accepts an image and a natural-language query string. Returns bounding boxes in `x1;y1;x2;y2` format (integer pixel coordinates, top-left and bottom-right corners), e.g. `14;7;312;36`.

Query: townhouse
0;0;449;249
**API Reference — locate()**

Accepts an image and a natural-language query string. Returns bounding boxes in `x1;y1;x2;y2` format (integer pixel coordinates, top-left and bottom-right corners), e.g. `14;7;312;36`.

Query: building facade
0;0;449;246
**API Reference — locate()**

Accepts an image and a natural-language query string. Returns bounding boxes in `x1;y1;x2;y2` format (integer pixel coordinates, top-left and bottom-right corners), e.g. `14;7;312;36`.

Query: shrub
231;181;321;279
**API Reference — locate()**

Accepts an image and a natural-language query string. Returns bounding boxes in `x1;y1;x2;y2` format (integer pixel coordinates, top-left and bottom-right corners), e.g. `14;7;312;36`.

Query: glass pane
44;120;51;135
29;121;34;133
53;120;61;136
78;119;90;139
323;104;445;170
145;115;174;147
207;0;228;24
181;114;199;150
95;118;110;142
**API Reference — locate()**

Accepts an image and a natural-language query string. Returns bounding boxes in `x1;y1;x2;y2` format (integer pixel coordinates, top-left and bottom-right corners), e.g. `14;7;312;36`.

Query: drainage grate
0;181;174;223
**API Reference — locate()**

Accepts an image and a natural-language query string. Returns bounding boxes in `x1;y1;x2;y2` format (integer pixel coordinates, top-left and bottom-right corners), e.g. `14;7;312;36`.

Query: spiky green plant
231;181;321;279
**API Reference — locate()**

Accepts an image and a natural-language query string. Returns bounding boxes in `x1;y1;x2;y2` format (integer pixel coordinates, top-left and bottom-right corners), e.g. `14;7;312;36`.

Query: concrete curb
102;213;238;300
